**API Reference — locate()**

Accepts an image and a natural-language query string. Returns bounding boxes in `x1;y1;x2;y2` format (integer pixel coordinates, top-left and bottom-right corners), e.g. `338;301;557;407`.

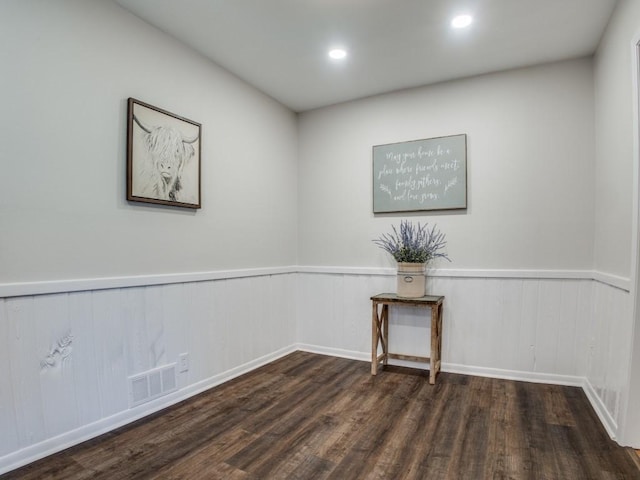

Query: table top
370;293;444;305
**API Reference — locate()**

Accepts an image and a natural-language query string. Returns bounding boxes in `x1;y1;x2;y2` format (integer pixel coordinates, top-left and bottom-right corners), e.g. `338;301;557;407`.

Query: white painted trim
583;377;618;440
443;363;584;387
299;266;630;291
0;266;298;298
2;266;630;299
592;271;632;292
428;268;591;281
297;265;594;279
298;343;583;387
298;265;396;276
297;344;370;362
0;344;298;476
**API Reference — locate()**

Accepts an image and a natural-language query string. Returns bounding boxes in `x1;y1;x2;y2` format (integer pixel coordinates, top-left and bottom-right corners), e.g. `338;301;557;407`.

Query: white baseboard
0;344;298;476
298;343;583;385
582;378;618;440
443;362;584;387
297;343;370;362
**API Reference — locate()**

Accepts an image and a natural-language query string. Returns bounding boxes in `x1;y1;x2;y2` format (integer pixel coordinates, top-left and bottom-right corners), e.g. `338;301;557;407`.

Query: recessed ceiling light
328;48;347;60
451;14;473;29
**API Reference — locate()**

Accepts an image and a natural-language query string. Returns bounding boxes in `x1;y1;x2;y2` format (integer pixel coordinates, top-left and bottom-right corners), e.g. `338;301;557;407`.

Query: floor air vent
129;363;177;407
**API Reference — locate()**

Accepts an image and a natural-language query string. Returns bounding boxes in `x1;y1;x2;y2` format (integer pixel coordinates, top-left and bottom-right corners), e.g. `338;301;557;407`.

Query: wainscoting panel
298;273;593;379
585;280;633;434
0;268;634;474
0;297;19;457
297;272;395;356
0;273;297;473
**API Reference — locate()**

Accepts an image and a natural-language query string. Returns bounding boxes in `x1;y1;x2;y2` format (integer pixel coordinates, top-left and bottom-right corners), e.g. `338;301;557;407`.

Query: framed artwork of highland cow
127;98;202;209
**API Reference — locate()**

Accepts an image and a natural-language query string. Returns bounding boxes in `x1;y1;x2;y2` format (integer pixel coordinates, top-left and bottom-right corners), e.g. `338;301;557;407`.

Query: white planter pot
396;262;426;298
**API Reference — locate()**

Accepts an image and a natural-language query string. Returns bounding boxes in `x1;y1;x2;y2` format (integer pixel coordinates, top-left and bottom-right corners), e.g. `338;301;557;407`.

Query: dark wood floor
3;351;640;479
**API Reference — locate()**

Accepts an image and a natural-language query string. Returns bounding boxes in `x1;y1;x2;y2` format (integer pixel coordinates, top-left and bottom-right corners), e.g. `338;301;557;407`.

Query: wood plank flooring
3;351;640;479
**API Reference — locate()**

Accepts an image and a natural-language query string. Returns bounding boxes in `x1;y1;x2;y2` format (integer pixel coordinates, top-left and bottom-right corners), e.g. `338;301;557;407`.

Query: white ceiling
114;0;618;112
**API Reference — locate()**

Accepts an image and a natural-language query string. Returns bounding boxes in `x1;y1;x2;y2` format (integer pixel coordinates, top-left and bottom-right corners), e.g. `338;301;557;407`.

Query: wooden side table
370;293;445;385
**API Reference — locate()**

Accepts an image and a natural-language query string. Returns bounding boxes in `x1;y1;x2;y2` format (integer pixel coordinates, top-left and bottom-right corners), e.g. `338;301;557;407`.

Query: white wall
0;0;298;285
594;0;639;280
298;59;595;272
594;0;640;447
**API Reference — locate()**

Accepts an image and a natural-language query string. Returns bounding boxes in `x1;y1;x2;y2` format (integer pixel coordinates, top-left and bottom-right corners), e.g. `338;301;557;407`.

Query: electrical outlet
178;353;189;373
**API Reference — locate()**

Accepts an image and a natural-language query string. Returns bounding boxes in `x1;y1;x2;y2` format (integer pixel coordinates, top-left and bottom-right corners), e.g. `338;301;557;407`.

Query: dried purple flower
373;220;451;264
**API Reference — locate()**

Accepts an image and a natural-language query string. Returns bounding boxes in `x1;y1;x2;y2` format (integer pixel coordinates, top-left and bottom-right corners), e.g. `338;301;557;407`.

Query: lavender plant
373;220;451;264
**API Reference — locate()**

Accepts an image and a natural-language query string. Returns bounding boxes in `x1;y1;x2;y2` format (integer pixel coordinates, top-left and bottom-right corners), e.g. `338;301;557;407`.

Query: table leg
382;304;389;367
437;303;443;377
371;301;379;375
430;303;442;385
